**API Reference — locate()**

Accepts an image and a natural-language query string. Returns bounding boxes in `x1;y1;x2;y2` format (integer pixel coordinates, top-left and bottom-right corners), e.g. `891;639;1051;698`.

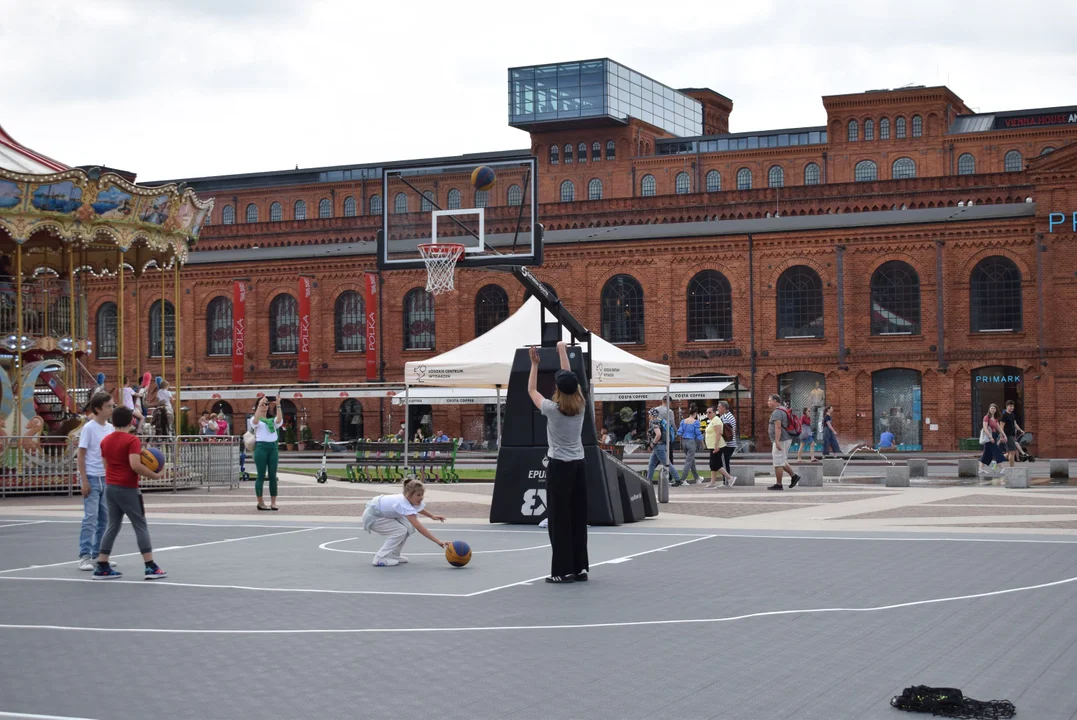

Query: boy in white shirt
77;392;117;571
361;478;450;566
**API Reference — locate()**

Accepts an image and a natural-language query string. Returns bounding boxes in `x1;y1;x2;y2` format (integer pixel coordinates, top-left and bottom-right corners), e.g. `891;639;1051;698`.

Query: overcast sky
3;0;1074;182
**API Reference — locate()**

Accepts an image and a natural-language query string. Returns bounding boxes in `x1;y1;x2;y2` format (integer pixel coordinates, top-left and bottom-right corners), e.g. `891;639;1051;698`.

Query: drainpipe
836;244;846;369
747;233;757;443
935;240;946;371
1036;233;1046;370
822;151;828;184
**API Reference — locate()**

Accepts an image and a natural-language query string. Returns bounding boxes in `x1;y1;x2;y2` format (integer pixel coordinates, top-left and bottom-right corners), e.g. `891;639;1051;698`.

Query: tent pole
495;384;502;449
403;385;409;471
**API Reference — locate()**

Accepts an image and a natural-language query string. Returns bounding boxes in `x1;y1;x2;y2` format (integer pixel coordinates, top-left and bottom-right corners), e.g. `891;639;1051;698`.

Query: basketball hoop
418;243;465;295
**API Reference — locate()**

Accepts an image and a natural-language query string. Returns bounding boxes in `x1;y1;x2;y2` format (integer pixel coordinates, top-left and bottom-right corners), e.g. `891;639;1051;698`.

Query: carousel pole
174;259;182;437
15;242;23;471
68;244;76;412
42;248;49;339
117;249;125;399
160;262;165;382
133;269;139;385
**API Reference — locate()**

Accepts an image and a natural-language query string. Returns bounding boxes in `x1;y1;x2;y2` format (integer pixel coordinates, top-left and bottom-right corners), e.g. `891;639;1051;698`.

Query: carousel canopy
0;125;67;175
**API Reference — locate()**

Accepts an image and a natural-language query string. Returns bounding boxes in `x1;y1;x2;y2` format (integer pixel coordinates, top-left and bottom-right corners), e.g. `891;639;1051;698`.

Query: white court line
703;532;1077;545
2;571;1075;635
0;576;465;598
0;712;99;720
0;521;46;530
318;537;550;556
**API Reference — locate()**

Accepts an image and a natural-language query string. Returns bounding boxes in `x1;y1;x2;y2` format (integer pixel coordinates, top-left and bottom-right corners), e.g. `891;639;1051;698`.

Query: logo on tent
596;363;604;376
413;364;427;383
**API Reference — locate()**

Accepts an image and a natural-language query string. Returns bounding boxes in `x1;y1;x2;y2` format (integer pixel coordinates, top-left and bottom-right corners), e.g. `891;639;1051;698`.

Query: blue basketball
155;376;164;388
95;372;106;386
140;447;166;473
445;540;472;567
470;166;496;192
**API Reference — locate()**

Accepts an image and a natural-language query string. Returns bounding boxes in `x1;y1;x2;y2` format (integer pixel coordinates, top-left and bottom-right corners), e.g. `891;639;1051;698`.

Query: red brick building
86;60;1077;454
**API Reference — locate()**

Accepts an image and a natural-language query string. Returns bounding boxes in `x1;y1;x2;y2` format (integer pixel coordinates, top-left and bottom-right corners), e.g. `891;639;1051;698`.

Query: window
804;162;821;185
222;205;235;225
148;299;176;358
294;200;307;221
873;369;923;450
971;257;1022;332
269;294;298;354
705;170;721;192
601;275;645;344
1004;150;1023;172
206;296;232;356
343;196;356;217
776;266;824;338
880;117;891;140
475;285;509;336
549;146;559;165
394;193;407;214
339;399;364;441
641;174;656;197
447;188;461;210
564;144;573;164
578;142;587;163
870;261;921;335
606;140;616;160
957;153;976;175
318;198;331;218
592;142;601;161
560;180;575;202
864;119;874;141
588;178;603;201
848;119;859;142
892;157;916;179
768;165;784;188
334;291;364;352
895;116;906;139
675;172;691;194
270;202;282;222
96;302;117;359
245;203;258;223
420;191;434;212
736;168;752;190
507;184;522;206
911;115;922;137
369;194;383;215
855;160;878;182
404;288;435;350
1041;146;1056;156
475;190;488;208
686;270;733;341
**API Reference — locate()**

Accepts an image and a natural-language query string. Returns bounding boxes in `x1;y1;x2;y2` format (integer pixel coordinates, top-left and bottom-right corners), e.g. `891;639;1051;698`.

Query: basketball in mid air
471;166;496;192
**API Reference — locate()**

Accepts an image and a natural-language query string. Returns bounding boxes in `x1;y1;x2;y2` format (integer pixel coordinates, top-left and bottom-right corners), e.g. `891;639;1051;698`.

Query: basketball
445;540;472;567
471;166;496;192
140;447;165;473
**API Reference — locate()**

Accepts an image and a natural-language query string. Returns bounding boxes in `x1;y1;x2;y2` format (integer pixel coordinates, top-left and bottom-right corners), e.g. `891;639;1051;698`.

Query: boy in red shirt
93;406;168;580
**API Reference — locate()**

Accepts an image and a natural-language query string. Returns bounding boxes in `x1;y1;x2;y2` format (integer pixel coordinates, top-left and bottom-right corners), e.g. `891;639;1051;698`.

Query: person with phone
249;395;284;511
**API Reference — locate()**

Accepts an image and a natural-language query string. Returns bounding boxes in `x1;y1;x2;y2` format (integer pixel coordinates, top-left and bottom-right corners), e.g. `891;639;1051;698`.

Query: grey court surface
2;518;1077;720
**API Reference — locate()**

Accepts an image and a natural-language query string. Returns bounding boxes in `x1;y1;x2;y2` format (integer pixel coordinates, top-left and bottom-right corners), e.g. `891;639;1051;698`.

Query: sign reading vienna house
994;110;1077;130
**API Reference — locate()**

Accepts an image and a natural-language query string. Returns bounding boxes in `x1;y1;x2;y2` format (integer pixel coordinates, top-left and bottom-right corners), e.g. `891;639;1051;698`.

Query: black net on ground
890;686;1016;719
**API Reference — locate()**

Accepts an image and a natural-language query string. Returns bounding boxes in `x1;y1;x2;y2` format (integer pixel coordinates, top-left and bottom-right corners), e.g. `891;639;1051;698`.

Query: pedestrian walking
677;410;703;485
767;394;802;491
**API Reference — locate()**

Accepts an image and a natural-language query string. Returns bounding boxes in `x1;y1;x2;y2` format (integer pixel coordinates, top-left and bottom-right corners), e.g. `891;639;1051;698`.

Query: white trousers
368;516;413;561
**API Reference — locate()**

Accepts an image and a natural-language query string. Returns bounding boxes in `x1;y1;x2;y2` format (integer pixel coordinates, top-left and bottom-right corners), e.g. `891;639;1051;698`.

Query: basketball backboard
377;154;541;271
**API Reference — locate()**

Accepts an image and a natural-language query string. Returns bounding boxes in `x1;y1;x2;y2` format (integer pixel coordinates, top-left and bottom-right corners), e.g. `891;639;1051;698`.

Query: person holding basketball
528;341;589;584
249;395;283;511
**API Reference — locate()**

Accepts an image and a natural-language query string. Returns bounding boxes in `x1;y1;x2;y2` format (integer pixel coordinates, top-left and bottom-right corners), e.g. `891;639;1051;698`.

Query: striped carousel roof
0;124;68;175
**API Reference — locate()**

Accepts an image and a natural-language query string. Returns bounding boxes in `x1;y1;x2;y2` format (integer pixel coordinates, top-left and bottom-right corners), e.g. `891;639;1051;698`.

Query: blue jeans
647;444;681;484
78;474;108;558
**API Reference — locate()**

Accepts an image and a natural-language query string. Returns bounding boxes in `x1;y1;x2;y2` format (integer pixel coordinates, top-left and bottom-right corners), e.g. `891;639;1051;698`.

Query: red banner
298;276;312;381
232;280;246;384
365;272;378;380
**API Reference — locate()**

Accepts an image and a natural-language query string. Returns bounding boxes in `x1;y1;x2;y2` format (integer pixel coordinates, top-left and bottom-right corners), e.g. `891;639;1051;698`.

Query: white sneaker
78;556;93;571
978;467;989;475
372;558;399;567
396;556;409;564
538;518;549;529
727;476;737;488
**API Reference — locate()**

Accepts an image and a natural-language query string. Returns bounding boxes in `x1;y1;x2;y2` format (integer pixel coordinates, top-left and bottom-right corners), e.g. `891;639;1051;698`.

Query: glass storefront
339;399;364;441
602;401;646;444
872;369;922;450
971;365;1023;435
778;371;826;435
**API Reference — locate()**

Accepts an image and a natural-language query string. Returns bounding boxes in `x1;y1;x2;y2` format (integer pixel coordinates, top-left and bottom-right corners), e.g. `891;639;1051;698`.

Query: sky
2;0;1075;182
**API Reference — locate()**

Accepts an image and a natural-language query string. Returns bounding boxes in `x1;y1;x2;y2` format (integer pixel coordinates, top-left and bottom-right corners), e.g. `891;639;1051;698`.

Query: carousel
0;124;212;493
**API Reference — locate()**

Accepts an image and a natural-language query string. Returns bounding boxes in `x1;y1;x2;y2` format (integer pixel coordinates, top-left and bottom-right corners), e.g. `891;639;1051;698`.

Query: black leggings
546;458;589;578
718;446;735;474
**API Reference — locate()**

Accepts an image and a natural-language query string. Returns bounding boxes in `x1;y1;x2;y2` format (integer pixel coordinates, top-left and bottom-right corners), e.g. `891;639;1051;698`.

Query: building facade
87;60;1077;454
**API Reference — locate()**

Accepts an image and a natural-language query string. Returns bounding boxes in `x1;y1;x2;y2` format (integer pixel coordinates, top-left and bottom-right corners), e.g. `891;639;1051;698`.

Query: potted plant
301;425;313;450
284;425;297;451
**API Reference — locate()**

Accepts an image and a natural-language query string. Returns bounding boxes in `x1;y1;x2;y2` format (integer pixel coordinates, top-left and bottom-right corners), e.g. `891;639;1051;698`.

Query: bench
345;440;459;484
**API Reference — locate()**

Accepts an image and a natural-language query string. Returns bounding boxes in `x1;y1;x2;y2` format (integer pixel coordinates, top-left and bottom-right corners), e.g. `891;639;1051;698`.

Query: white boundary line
0;521;46;530
0;712;100;720
318;537;551;556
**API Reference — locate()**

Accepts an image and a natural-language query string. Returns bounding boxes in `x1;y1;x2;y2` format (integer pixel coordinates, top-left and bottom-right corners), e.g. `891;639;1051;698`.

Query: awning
594;381;733;402
391;387;501;406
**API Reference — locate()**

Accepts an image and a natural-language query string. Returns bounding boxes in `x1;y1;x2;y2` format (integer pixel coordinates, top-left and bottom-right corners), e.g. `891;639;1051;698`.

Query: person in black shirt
1001;400;1024;468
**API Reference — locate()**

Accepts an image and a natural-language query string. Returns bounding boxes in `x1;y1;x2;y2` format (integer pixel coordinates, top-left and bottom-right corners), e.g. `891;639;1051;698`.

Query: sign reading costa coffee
365;272;378;381
298;276;313;381
232;279;247;384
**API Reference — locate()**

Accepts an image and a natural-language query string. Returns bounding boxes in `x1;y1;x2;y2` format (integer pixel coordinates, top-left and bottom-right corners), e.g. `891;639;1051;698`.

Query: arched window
148;299;176;358
343;196;357;217
394;192;407;214
606;140;616;160
705;170;721;192
96;302;117;359
768;165;784;188
880;117;890;140
957;153;976;175
318;198;331;218
911;115;923;137
592;141;601;161
447;189;461;210
294;200;307;221
776;266;824;338
578;142;587;163
404;288;435;350
855;160;878;182
369;194;383;215
871;261;921;335
474;285;509;337
971;257;1022;332
475;190;489;208
420;191;434;212
334;291;365;352
641;174;656;197
1004;150;1023;172
339;399;364;441
206;296;233;357
892;157;916;179
1041;146;1056;156
675;172;691;194
895;116;907;138
549;146;559;165
221;205;235;225
507;184;522;206
601;275;645;344
864;119;875;141
686;270;733;341
804;162;821;185
269;294;298;354
269;202;282;222
564;144;573;164
245;203;258;223
736;168;752;190
588;178;603;201
560;180;575;202
848;119;859;142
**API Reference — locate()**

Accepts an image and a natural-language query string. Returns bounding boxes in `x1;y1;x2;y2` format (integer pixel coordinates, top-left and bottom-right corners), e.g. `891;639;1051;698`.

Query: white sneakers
78;556;94;571
395;556;409;564
372;558;399;567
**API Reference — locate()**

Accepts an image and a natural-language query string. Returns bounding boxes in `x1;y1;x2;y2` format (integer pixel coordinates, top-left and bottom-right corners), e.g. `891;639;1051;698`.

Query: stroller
1014;432;1035;462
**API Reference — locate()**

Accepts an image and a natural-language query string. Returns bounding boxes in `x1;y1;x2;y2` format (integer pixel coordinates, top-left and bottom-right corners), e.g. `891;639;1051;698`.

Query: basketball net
417;243;465;295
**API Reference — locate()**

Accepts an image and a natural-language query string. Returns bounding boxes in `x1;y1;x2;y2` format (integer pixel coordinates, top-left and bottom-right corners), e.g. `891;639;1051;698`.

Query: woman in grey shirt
528;341;588;584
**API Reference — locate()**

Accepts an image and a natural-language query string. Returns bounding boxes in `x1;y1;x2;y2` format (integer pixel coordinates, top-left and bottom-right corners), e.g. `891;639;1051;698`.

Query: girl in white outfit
362;478;450;566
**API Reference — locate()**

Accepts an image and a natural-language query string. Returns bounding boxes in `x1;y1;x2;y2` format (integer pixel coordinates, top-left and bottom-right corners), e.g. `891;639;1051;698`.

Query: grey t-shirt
768;408;791;443
541;399;585;461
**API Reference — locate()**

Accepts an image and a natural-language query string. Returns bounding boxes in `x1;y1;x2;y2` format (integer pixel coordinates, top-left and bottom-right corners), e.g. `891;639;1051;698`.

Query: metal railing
0;277;87;338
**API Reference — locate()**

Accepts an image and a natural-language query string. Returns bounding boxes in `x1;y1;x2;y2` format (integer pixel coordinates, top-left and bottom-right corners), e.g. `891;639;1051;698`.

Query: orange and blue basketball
471;166;496;192
140;447;165;473
445;540;472;567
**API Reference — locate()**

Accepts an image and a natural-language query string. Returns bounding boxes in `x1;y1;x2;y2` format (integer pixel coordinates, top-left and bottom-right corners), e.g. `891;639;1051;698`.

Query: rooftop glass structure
656;127;829;156
509;59;703;137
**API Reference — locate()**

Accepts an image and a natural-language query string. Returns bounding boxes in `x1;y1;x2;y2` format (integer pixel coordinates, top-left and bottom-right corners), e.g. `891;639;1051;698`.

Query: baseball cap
554;370;579;395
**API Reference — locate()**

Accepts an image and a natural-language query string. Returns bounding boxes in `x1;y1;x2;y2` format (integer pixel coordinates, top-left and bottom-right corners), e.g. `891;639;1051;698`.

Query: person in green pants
248;395;283;511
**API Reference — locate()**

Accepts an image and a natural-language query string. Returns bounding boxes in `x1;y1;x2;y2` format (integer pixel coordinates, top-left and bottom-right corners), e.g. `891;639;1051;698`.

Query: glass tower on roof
509;59;702;137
